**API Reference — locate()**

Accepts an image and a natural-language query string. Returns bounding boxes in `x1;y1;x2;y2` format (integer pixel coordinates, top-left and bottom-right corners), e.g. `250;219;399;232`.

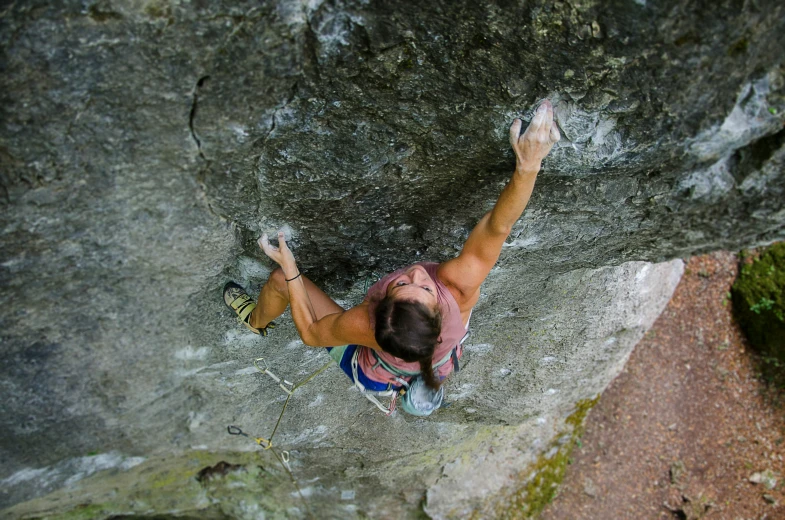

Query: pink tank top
357;262;467;385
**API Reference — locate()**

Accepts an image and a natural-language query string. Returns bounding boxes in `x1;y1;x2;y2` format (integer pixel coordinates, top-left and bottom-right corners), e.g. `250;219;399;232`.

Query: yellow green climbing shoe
223;282;275;336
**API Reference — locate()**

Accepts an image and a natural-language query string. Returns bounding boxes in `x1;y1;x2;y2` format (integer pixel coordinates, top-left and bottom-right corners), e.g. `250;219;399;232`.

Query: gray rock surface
1;0;783;517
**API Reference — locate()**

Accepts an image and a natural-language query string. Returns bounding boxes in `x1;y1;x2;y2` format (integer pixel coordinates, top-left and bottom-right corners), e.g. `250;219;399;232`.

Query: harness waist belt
370;347;457;378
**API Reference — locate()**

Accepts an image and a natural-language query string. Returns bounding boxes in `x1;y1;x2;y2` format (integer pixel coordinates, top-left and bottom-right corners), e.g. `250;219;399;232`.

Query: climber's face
386;265;439;311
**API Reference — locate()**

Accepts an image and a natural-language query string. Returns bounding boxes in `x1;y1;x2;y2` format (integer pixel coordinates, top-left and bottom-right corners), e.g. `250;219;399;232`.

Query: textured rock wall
0;0;783;517
3;259;683;519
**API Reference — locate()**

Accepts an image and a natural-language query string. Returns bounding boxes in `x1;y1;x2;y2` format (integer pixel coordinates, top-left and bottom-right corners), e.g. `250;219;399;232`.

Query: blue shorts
326;345;395;392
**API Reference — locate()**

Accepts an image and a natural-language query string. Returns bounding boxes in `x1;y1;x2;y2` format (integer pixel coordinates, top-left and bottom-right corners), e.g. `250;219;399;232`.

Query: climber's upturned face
386;265;438;311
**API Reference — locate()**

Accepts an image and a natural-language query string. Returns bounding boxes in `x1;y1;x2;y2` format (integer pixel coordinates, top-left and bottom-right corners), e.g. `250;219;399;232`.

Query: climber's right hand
509;99;560;173
259;231;298;277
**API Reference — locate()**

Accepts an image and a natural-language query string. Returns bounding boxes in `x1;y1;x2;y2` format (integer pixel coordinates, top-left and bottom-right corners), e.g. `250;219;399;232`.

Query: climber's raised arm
438;100;560;312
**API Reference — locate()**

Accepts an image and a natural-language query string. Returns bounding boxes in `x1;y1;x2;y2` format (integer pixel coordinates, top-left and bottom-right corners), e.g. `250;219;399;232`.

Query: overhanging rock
0;0;783;517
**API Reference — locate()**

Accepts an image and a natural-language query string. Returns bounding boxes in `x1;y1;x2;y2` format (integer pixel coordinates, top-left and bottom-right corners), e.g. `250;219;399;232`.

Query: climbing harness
350;346;404;415
351;329;471;416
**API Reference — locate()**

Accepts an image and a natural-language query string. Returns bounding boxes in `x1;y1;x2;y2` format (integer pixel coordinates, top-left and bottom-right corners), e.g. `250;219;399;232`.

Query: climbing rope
223;274;385;513
250;357;333;449
227;357;333;518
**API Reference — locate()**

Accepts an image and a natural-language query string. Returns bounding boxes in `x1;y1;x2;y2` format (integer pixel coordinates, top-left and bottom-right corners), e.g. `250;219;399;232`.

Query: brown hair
373;296;443;390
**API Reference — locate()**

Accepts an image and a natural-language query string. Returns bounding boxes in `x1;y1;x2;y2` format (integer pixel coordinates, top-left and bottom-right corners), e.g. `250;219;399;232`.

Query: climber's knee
268;267;289;296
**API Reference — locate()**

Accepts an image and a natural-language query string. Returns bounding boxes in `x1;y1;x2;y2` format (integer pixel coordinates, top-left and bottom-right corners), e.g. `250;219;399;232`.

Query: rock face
0;0;782;517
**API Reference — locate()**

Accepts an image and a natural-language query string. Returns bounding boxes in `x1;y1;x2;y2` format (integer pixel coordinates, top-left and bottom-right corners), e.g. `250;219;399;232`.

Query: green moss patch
495;396;600;519
732;242;785;383
6;451;301;520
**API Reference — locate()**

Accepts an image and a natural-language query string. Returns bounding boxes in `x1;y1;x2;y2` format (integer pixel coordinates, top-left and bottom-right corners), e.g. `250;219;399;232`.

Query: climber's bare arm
258;232;381;349
439;100;560;312
300;303;381;348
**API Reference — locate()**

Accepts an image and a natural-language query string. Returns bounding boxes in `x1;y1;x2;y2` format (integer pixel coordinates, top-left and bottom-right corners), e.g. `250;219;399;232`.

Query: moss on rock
5;451;302;520
732;242;785;381
494;395;600;519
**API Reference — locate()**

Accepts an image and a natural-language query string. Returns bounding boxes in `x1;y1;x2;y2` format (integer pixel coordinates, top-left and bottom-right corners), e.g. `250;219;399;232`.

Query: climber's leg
249;267;343;330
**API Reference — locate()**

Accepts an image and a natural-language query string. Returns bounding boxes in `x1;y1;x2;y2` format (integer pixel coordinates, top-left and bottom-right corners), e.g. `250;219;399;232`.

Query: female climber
224;99;559;412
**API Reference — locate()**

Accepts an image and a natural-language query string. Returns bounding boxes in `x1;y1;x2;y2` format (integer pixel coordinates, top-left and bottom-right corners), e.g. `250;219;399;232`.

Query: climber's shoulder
328;302;381;351
436;262;481;314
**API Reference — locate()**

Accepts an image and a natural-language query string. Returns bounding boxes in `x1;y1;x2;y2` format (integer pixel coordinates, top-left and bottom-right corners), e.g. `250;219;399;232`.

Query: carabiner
227;425;249;437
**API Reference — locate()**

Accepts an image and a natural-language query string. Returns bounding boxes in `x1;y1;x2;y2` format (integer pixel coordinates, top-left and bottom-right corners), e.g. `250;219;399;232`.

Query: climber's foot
223;282;275;336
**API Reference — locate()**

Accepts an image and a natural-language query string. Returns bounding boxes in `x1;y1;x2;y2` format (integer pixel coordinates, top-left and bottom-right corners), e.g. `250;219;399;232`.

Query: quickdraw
350;346;405;415
242;357;332;450
227;424;272;449
227;357;332;519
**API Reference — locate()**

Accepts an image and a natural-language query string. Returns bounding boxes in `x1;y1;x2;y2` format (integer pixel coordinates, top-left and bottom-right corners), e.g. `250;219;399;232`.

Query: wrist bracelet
285;272;301;282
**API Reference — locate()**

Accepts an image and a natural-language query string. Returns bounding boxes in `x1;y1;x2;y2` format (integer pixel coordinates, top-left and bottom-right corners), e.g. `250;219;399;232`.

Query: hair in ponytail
374;296;443;390
418;358;441;391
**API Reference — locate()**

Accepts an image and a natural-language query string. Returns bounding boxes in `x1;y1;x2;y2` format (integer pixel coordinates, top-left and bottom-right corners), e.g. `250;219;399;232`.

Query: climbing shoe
223;282;275;336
